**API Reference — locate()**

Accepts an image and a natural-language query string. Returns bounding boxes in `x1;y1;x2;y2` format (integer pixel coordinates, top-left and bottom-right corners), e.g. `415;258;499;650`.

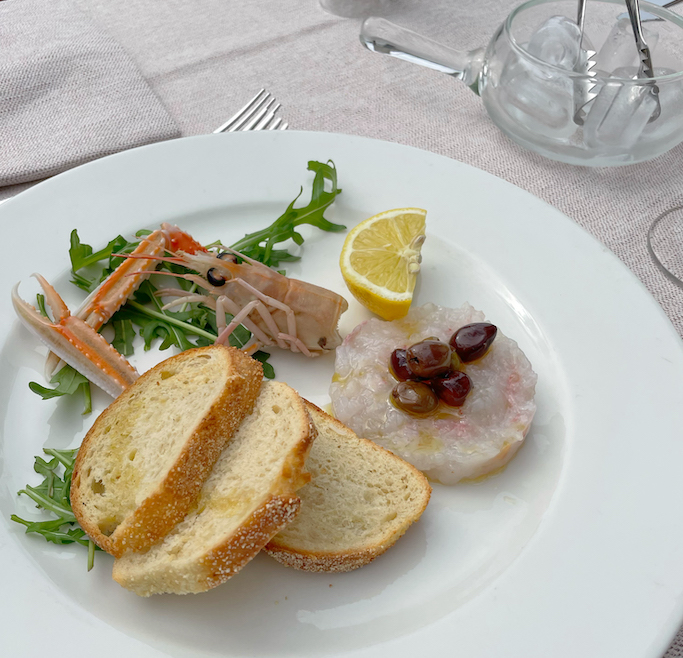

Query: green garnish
112;318;136;357
11;449;99;571
228;160;344;267
36;293;49;318
29;365;92;415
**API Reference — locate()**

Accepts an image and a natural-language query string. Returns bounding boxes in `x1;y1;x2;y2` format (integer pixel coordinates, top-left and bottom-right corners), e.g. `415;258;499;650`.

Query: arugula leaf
36;294;49;318
70;270;97;292
29;365;92;415
253;351;275;379
112;318;135;356
69;230;121;272
69;231;144;291
12;448;99;569
230;160;344;268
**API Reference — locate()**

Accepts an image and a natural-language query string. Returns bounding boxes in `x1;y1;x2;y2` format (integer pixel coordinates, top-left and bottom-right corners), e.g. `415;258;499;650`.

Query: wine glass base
647;204;683;287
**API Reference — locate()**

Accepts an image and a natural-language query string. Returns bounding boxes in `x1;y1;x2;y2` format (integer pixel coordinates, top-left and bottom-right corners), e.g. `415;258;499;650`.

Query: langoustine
12;223;348;398
156;224;348;357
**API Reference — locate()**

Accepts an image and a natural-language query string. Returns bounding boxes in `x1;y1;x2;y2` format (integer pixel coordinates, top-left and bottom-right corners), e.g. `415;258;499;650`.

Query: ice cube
526;15;581;70
499;54;575;138
597;17;659;73
583;67;659;148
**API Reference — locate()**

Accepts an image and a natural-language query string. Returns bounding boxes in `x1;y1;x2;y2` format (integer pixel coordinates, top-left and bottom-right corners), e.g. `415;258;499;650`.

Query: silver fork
213;89;289;133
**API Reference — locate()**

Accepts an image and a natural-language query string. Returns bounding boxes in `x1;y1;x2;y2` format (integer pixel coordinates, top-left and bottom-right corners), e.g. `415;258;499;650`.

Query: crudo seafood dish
331;303;537;485
6;159;537;596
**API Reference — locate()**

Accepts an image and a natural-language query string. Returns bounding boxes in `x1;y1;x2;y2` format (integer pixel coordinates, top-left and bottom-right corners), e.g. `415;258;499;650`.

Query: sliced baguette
71;345;262;557
112;380;316;596
265;402;431;572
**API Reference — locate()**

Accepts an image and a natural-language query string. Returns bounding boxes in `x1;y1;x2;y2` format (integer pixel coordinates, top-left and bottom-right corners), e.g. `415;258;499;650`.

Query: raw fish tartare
330;303;537;484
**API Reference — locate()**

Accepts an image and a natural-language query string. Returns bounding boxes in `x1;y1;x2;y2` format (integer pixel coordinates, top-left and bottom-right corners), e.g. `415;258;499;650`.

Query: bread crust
199;494;302;590
265;401;431;573
71;345;263;557
112;381;317;596
197;404;319;590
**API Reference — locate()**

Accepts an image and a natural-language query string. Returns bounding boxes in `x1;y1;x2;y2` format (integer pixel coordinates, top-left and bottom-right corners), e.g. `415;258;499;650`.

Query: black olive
390;381;439;416
449;323;497;363
389;348;412;381
431;371;472;407
207;267;228;287
390;382;439;416
405;340;452;378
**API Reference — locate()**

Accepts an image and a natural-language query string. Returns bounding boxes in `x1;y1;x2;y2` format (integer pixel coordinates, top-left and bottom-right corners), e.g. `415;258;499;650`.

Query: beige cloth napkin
0;0;180;187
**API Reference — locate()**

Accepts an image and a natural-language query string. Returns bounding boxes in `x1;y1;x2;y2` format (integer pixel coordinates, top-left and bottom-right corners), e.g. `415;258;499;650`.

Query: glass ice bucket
361;0;683;166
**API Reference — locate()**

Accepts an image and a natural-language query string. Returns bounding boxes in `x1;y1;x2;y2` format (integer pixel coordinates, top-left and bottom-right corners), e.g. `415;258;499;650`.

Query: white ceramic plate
2;132;683;658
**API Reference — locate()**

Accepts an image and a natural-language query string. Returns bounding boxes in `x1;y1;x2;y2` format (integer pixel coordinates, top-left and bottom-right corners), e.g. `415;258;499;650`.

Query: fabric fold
0;0;180;187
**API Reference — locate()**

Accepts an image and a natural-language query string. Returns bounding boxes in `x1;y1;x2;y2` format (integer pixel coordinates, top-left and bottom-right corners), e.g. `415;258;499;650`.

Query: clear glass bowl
482;0;683;165
362;0;683;166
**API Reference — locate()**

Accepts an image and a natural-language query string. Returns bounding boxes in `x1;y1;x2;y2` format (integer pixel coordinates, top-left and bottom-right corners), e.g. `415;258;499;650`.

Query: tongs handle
624;0;662;120
625;0;654;76
577;0;588;33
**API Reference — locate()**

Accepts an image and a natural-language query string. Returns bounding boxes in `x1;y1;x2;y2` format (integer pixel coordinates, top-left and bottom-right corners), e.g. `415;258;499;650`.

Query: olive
390;381;439;416
406;340;452;379
206;267;228;287
449;323;497;363
389;349;412;381
431;371;472;407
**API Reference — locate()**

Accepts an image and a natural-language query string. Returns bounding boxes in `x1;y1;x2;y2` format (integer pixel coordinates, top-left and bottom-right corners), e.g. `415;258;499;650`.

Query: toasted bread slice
71;345;262;557
112;381;315;596
265;402;431;572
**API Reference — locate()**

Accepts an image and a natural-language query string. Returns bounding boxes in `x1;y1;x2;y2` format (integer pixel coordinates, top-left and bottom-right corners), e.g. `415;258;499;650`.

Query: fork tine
243;100;277;131
213;90;289;134
268;117;283;131
254;104;282;130
227;93;273;132
213;89;268;134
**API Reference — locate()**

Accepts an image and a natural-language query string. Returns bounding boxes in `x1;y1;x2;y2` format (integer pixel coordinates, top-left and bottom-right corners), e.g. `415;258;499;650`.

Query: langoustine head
159;225;349;355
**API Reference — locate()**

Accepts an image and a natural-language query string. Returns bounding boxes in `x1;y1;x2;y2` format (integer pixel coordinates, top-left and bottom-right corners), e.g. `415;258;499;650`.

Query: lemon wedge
340;208;426;320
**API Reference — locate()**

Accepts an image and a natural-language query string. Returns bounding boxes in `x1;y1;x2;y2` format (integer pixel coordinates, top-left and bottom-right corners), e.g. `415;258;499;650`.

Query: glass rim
504;0;683;83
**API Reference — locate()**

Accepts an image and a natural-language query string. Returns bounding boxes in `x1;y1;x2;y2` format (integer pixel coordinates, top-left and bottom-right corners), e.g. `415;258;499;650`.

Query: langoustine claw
12;275;139;398
44;229;168;378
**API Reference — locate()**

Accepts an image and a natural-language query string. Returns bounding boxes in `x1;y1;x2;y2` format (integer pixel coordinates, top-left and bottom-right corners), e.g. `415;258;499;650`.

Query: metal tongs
624;0;661;122
573;0;598;125
574;0;662;125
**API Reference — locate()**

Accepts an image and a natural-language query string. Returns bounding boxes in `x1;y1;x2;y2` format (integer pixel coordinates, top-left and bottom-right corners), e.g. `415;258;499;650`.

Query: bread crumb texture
71;345;262;557
265;402;431;572
112;381;315;595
